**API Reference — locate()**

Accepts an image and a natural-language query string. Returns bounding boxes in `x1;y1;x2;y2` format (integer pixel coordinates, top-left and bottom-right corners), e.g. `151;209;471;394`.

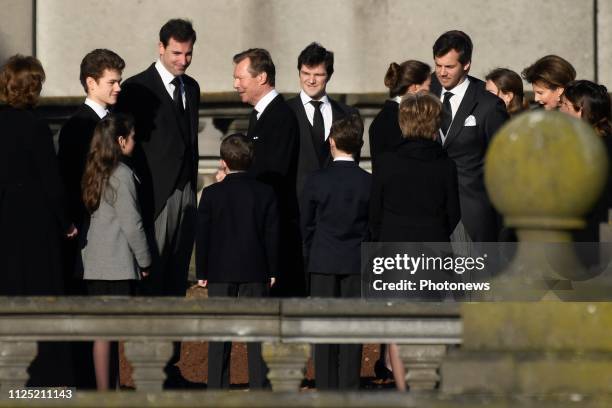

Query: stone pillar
0;341;37;391
262;342;310;392
123;341;173;392
442;111;612;398
397;344;446;391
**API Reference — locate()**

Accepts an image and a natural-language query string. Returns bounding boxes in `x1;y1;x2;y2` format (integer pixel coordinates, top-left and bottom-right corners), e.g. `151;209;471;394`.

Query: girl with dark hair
81;114;151;390
485;68;527;116
560;80;612;242
369;60;431;163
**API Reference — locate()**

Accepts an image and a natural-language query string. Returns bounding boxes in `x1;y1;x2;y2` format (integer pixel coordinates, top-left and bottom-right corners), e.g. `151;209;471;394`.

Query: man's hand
66;224;78;239
198;279;208;288
270;277;276;287
141;268;150;278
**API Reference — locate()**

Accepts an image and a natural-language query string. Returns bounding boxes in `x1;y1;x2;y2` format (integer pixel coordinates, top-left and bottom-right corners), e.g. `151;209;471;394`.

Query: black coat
196;173;279;283
430;75;509;241
301;161;371;275
370;138;460;242
369;99;402;167
115;63;200;221
0;106;70;295
286;95;360;198
247;93;300;220
57;104;100;226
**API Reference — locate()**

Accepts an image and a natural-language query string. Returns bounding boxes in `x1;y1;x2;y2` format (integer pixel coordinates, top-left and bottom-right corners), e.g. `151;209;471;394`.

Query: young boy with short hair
196;133;278;389
300;114;371;390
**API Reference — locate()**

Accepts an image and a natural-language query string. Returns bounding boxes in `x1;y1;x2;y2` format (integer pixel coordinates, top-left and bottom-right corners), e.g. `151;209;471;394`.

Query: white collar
333;156;355;162
254;89;279;115
392;95;403;104
155;59;177;86
84;98;109;119
441;76;470;99
299;90;330;107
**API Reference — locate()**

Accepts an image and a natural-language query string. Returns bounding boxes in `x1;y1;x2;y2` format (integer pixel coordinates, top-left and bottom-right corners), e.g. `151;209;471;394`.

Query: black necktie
310;100;328;166
310;100;325;143
441;91;454;136
171;76;184;113
247;108;258;137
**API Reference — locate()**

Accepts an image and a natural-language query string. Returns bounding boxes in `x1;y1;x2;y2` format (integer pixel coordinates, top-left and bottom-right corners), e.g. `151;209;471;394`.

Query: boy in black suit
196;133;278;389
300;115;370;390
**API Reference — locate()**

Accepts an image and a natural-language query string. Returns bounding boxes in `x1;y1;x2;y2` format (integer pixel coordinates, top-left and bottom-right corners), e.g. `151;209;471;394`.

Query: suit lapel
444;81;478;148
147;65;188;140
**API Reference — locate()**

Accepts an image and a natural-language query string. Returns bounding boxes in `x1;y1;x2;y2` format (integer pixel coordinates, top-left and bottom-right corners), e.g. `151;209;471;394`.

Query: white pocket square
464;115;476;126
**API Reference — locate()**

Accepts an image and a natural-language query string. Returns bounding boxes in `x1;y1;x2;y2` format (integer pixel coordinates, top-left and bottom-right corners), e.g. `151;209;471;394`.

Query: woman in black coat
368;60;431;166
369;92;461;391
0;55;75;296
370;92;460;243
0;55;77;387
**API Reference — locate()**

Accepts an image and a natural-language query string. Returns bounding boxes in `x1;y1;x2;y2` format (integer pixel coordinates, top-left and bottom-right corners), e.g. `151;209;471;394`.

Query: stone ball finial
485;110;608;233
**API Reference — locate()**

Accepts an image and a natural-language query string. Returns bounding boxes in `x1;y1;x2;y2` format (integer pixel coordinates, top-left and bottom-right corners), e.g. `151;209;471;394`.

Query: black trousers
310;273;362;390
207;282;270;389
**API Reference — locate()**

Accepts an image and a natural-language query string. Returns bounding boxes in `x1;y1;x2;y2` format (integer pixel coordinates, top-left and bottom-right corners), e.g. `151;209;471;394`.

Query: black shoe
374;359;392;381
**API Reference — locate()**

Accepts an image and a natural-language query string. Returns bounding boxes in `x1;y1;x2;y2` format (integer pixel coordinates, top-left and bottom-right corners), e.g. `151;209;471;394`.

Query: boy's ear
329;137;336;149
219;159;229;172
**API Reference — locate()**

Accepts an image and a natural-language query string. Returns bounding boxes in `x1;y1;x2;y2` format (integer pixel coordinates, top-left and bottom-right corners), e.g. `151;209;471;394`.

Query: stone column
123;341;173;392
0;341;37;391
262;342;310;392
397;344;446;391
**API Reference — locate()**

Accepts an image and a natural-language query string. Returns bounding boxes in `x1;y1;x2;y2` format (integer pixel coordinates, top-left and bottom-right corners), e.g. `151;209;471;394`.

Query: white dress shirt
155;59;185;108
439;77;470;142
333;156;355;162
392;95;402;105
84;97;109;119
300;91;333;140
253;89;279;119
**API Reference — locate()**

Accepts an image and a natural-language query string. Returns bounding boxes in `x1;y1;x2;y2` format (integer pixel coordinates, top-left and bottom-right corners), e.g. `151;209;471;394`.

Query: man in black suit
196;133;278;390
115;19;199;388
116;19;199;296
286;42;360;199
430;30;509;242
58;49;125;289
301;115;370;390
232;48;301;296
57;48;124;389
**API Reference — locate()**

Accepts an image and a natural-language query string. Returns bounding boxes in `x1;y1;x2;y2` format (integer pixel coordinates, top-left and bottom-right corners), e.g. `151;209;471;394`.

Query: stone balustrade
0;297;460;395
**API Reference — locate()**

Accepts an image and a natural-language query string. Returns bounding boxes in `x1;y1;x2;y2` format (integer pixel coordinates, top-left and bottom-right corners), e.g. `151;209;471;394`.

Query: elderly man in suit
232;48;302;296
115;18;199;387
430;30;509;242
286;42;361;200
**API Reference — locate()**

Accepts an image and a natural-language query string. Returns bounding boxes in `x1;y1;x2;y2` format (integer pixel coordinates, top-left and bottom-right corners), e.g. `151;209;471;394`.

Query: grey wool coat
81;162;151;280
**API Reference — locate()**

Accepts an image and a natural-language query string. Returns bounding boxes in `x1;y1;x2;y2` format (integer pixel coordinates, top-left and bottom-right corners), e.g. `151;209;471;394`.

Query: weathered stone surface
398;345;446;391
262;343;310;392
0;341;37;392
441;351;516;395
461;303;612;352
124;341;173;392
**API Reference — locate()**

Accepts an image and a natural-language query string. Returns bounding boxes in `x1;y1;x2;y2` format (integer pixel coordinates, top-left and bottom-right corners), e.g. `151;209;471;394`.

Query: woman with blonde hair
370;92;460;390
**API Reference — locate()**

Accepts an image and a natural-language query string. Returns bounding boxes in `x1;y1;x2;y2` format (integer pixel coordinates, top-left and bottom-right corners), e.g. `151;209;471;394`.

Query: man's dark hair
79;49;125;93
159;18;196;47
432;30;473;65
297;42;334;79
329;114;364;156
233;48;276;87
220;133;254;171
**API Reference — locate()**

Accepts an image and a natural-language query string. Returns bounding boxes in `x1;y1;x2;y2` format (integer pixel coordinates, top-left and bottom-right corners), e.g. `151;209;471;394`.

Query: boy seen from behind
196;133;278;389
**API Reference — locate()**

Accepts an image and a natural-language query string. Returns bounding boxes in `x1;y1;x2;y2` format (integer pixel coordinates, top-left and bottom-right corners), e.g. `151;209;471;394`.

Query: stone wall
0;0;606;96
